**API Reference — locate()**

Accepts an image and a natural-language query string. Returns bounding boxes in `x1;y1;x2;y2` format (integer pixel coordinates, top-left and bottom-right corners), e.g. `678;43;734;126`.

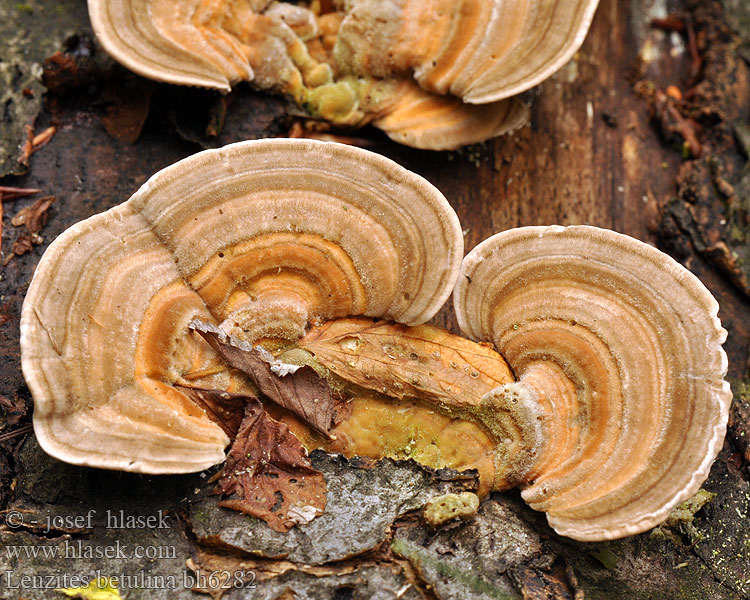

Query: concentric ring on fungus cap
453;225;731;541
90;0;614;149
334;0;602;103
20;139;463;474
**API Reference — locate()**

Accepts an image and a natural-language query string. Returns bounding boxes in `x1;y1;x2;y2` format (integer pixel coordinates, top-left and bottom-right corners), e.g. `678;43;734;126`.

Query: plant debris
212;395;326;533
423;492;480;527
0;392;28;431
3;195;55;265
99;78;152;143
190;320;345;438
174;386;247;438
11;194;55;232
16;124;57;168
653;89;702;158
42;34;114;95
0;186;43;265
298;317;513;407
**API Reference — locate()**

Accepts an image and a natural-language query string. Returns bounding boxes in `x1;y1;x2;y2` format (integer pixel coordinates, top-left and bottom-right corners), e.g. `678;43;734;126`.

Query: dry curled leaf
213;396;326;532
175;386;247;438
12;195;55;233
0;186;43;265
9;233;34;259
99;79;152;143
299;318;514;407
192;321;344;437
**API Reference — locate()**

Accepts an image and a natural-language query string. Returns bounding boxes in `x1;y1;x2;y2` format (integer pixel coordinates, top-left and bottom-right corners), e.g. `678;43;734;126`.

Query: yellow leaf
56;577;122;600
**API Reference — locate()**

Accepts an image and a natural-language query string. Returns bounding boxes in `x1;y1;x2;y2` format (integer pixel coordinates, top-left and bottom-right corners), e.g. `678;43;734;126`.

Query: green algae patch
391;537;517;600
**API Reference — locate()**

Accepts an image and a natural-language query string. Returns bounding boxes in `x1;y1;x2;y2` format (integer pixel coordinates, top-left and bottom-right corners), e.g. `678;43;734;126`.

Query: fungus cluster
86;0;600;149
21;139;731;541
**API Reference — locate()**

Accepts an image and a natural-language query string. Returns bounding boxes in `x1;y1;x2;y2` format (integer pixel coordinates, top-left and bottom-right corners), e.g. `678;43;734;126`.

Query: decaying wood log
1;0;749;598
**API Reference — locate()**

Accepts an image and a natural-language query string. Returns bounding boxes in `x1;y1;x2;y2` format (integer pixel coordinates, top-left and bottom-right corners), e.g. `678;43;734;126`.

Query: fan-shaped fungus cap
453;225;731;541
87;0;248;91
335;0;601;103
371;80;528;151
20;139;463;474
85;0;539;149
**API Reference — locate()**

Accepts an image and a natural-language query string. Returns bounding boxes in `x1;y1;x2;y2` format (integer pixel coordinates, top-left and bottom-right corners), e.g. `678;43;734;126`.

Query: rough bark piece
0;0;91;176
189;452;478;565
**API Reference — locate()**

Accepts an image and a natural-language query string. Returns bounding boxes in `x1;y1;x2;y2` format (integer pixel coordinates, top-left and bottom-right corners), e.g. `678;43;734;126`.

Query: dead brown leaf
299;318;514;408
99;78;152;143
9;233;34;259
12;195;55;233
191;321;344;438
213;397;326;533
175;386;247;438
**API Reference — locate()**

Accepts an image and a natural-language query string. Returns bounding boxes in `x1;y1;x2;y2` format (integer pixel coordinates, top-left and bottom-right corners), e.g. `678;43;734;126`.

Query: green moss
651;489;716;543
191;507;208;524
588;547;620;569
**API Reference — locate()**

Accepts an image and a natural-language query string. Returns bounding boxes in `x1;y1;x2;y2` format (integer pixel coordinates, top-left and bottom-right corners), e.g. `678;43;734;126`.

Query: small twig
0;423;33;444
0;187;42;200
15;124;56;167
686;18;702;83
31;126;56;151
651;16;686;32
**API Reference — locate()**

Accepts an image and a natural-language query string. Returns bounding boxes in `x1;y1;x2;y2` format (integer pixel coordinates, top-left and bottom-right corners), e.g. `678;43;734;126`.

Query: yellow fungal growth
423;492;481;527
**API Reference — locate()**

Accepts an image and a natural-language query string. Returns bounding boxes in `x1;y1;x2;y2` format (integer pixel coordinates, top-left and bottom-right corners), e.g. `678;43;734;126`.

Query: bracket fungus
85;0;601;148
453;226;732;540
20;140;730;541
20;139;463;475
